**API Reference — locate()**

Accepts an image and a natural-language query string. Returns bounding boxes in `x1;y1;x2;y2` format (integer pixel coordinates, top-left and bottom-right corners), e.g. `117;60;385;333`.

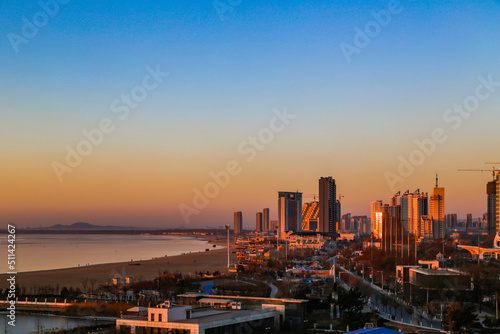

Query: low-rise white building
116;300;278;334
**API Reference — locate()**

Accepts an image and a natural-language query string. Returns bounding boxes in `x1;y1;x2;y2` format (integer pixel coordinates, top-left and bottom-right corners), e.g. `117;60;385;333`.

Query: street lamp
377;270;384;290
339;271;349;283
226;225;230;268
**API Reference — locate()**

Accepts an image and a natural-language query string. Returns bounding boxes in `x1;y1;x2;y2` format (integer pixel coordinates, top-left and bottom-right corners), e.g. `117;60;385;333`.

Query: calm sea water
0;312;111;334
0;234;221;273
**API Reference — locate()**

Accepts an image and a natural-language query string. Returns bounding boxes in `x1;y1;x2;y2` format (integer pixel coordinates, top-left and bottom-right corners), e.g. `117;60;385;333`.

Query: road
268;283;279;298
338;266;443;331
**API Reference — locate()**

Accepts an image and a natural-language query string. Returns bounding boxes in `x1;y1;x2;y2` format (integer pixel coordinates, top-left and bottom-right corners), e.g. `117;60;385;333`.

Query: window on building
158;314;162;322
150;313;155;322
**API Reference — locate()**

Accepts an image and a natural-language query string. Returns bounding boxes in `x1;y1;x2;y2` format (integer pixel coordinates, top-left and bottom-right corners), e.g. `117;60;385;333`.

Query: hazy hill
45;222;137;230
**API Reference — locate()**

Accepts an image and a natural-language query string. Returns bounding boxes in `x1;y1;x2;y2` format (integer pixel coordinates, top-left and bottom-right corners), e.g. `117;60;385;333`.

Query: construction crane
458;163;500;180
304;194;318;201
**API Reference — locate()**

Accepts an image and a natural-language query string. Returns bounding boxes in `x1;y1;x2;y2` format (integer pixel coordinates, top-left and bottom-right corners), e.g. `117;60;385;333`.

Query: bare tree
80;277;89;294
89;279;97;295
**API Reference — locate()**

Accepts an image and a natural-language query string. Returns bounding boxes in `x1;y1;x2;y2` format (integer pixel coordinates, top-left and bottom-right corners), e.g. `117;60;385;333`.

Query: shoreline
5;233;230;274
0;234;237;290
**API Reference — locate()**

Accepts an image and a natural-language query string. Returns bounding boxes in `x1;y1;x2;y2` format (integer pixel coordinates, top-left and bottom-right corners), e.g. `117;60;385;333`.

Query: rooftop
410;268;467;276
346;328;405;334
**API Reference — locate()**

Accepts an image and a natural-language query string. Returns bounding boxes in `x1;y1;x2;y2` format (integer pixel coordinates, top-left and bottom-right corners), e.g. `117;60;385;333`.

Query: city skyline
2;0;500;228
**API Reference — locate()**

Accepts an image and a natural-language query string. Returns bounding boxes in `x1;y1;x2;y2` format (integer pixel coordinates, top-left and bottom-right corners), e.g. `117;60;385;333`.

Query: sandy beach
0;241;237;291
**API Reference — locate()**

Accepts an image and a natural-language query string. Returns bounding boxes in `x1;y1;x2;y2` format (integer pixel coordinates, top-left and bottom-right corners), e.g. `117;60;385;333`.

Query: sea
0;312;111;334
0;233;222;273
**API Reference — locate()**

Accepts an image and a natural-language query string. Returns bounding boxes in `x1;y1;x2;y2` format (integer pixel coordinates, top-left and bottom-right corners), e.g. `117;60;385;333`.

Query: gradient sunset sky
1;0;500;228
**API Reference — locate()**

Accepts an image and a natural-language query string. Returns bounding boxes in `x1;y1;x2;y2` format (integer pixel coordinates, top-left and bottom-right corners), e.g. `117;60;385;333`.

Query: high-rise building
412;191;428;237
429;175;445;239
488;180;497;236
319;177;337;235
350;216;359;232
256;212;263;232
278;191;302;239
400;191;413;236
398;190;428;237
495;173;500;232
357;216;370;235
342;213;351;231
263;208;270;232
420;215;433;238
302;201;319;231
466;214;473;231
371;200;383;238
335;200;341;231
446;213;458;229
234;211;243;235
381;204;404;255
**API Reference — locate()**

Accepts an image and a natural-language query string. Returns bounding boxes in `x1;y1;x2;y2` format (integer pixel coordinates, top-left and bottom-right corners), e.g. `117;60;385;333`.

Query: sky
1;0;500;229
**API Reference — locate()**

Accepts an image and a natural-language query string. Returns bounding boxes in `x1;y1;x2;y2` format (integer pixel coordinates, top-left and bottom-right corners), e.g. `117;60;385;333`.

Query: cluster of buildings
232;171;500;259
233;177;341;239
370;176;446;255
396;260;473;302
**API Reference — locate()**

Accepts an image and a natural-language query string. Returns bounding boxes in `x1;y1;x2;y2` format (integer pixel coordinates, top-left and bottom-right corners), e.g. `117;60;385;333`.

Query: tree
89;279;97;295
338;287;366;314
424;301;440;320
60;287;70;299
442;302;480;334
80;277;89;294
337;286;368;330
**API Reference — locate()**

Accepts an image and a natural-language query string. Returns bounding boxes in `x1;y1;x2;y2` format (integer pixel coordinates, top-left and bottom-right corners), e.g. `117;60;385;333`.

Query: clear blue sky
1;0;500;227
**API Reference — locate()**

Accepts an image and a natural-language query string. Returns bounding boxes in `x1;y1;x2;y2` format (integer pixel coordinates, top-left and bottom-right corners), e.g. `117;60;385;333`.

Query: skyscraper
278;191;302;239
412;191;428;237
488;178;498;236
342;213;351;231
429;175;445;239
371;200;383;238
420;215;433;238
446;213;458;230
398;190;427;237
381;204;403;255
256;212;263;232
263;208;270;232
319;177;336;234
234;211;243;235
497;173;500;233
335;200;341;231
466;213;473;230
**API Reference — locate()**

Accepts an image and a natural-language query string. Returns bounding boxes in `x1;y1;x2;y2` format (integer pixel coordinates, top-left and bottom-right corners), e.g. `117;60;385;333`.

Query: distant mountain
44;222;138;230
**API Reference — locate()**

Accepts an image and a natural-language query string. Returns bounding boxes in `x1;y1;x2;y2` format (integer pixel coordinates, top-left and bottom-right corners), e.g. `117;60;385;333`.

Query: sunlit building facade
495;173;500;234
302;201;319;231
278;191;302;239
263;208;270;232
371;200;383;238
234;211;243;235
429;176;445;239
